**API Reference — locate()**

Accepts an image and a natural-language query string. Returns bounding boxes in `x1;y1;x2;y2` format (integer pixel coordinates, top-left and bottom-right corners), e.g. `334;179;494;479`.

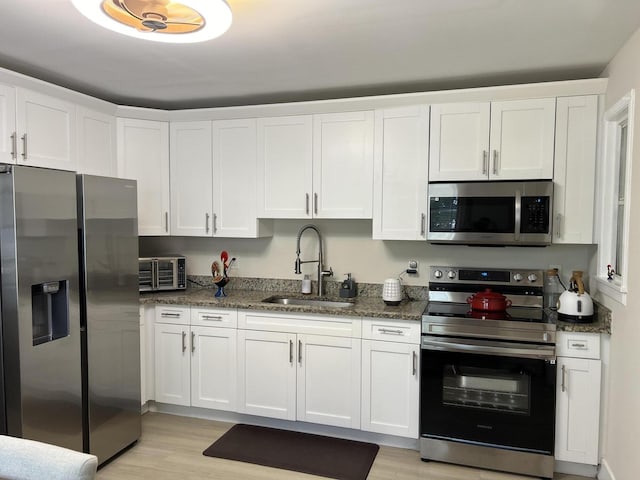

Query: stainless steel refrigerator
77;173;141;465
0;165;141;465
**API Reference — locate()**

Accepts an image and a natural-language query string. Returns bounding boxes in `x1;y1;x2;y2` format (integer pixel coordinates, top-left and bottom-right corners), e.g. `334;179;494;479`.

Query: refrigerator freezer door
0;165;83;451
77;174;141;465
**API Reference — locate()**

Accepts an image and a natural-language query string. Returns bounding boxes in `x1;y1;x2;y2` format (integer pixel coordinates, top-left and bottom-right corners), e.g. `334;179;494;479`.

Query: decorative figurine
607;264;615;281
212;250;235;297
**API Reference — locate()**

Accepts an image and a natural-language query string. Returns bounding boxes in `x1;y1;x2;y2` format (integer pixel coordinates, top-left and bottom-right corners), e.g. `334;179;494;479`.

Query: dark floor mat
203;423;379;480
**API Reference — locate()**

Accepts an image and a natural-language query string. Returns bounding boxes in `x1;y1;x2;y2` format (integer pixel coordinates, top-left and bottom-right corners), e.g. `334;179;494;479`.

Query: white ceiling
1;0;639;110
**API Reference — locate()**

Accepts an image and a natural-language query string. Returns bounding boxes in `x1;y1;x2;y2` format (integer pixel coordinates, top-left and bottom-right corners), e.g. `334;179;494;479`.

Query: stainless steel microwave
427;181;553;246
139;256;186;292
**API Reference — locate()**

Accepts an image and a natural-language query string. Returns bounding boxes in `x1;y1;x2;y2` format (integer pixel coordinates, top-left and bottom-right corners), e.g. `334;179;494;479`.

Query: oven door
420;336;556;454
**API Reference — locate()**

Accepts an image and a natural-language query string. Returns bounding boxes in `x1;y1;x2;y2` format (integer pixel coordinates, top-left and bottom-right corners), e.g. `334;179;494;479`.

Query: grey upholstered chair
0;435;98;480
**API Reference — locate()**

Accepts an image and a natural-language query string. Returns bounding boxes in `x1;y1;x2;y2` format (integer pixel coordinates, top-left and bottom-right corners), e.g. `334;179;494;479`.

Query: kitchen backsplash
140;219;597;288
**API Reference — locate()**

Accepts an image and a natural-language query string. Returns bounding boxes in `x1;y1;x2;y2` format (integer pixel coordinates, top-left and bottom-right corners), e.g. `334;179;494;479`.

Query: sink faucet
294;224;333;296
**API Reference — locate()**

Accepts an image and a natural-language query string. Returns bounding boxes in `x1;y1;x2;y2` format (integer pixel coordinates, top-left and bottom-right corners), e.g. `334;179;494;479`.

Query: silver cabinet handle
161;312;180;318
420;213;426;236
191;331;195;353
298;339;302;364
10;132;17;160
289;340;293;364
570;342;587;349
165;212;169;233
555;214;562;238
314;193;318;215
492;150;499;175
213;213;217;234
378;328;404;335
21;133;27;160
412;350;417;376
202;315;222;321
482;150;488;175
182;331;186;353
561;364;566;392
206;213;210;233
305;194;310;215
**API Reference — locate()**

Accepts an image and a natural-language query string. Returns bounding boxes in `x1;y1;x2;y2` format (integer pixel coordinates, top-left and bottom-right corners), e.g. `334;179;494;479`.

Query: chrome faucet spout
294;224;332;296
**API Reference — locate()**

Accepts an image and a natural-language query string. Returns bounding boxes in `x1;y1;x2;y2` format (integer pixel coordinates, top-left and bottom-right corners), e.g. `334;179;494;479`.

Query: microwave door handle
514;190;521;241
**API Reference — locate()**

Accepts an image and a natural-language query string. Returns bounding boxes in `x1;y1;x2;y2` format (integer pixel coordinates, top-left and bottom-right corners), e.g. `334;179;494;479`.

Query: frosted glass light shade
71;0;232;43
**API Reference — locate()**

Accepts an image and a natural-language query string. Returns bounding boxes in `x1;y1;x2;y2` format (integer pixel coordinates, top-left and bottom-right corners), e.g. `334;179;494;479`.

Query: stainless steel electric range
420;266;556;480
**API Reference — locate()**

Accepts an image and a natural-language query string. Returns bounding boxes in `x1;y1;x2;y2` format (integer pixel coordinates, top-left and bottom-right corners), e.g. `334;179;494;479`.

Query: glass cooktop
425;302;552;325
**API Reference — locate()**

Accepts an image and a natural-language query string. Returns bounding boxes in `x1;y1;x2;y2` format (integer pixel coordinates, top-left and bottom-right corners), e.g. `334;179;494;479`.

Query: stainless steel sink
261;295;354;308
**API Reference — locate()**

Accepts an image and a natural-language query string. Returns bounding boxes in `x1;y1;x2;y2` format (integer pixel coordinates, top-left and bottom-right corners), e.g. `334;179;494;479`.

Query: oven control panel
430;266;544;288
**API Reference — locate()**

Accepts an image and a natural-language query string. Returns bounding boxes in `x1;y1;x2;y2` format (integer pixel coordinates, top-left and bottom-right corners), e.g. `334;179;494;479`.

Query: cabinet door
117;118;170;236
191;326;237;411
489;98;556;180
77;107;116;176
257;115;313;218
429;102;490;181
555;357;601;464
296;334;361;428
361;340;419;438
15;88;76;171
154;323;190;406
373;106;429;240
313;111;374;218
212;119;262;237
237;329;297;420
553;96;598;244
170;121;213;236
0;83;16;164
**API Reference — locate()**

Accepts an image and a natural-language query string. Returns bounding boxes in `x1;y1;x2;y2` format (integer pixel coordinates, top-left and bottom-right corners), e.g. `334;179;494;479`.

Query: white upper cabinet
257;111;374;219
117;118;170;236
429;98;555;181
212;119;268;237
0;84;17;164
170;121;212;236
257;115;313;218
313;111;374;218
76;107;117;176
373;106;429;240
489;98;556;180
429;102;490;181
553;96;598;244
15;88;76;171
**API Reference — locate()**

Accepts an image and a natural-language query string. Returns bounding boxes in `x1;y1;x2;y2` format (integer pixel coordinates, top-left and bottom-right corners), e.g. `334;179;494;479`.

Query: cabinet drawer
362;318;420;344
190;307;237;328
154;305;190;325
556;332;600;359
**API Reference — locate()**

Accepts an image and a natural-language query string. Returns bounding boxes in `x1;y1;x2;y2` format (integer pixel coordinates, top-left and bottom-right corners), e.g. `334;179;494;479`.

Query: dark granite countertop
552;301;612;335
140;287;428;321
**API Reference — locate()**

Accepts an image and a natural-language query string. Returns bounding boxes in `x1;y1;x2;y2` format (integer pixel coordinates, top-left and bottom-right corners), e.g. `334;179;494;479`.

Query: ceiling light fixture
70;0;232;43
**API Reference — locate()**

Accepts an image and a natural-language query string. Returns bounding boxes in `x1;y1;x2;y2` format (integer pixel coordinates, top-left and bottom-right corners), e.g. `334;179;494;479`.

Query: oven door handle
421;337;555;361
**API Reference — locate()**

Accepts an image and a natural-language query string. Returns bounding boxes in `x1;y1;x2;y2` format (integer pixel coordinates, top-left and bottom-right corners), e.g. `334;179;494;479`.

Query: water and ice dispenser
31;280;70;346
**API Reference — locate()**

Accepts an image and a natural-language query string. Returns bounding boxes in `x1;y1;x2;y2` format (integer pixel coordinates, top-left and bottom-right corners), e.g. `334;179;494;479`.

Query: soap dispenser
339;273;357;298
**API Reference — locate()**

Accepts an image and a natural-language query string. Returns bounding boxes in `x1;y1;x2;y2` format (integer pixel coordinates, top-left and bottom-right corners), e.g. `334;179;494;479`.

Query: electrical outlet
407;260;418;275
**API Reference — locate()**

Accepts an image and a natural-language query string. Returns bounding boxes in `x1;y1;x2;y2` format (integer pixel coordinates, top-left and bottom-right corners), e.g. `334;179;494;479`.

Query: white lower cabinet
237;311;361;429
190;325;237;411
555;332;602;465
154;305;237;411
361;318;420;438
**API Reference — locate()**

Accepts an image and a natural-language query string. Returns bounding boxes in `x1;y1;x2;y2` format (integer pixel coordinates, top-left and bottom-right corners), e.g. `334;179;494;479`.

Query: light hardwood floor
96;412;592;480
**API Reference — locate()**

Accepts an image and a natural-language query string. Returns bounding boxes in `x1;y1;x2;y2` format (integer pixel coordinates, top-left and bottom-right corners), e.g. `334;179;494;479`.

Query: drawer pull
570;342;587;349
378;328;404;335
161;312;181;318
202;315;223;321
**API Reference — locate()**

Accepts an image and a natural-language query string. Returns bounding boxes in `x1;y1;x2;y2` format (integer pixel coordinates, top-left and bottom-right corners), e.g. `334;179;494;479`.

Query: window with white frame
597;90;634;305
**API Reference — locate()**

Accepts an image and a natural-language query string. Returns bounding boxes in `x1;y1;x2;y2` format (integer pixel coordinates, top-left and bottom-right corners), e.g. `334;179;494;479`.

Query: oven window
429;197;515;232
442;365;530;415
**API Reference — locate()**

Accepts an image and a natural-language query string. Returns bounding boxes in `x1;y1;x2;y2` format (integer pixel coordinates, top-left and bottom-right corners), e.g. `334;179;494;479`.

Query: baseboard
553;460;597;477
147;401;419;450
597;458;616;480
